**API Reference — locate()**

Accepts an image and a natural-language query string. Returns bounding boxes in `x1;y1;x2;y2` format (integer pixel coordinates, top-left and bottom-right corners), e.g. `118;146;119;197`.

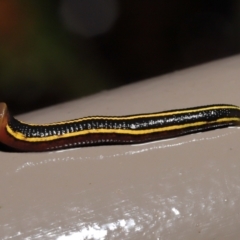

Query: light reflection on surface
57;219;136;240
171;207;180;216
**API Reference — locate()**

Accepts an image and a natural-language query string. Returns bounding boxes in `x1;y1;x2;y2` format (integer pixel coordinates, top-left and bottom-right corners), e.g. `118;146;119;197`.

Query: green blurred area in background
0;0;113;113
0;0;239;113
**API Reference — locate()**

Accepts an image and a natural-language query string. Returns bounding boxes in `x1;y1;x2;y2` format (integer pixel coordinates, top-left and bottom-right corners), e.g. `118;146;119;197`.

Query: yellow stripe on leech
6;117;239;142
17;105;240;126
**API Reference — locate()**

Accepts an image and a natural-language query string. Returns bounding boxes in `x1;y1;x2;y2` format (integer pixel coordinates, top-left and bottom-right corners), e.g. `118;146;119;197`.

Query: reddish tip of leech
0;102;8;128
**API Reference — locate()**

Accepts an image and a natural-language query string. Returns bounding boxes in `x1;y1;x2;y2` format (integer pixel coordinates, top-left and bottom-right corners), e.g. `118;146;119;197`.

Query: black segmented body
0;103;240;151
6;105;239;139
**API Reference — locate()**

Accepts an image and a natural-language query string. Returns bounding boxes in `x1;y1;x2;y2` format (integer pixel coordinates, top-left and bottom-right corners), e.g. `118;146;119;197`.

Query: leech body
0;102;240;152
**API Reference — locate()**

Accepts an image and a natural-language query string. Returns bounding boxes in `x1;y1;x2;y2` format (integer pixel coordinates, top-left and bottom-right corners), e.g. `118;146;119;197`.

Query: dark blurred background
0;0;239;114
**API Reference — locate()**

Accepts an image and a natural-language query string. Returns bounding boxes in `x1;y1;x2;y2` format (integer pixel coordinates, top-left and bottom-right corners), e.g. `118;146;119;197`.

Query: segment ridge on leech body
0;102;240;152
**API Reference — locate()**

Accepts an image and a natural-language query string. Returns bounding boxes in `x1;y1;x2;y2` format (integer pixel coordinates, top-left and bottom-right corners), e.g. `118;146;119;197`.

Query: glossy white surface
1;56;240;239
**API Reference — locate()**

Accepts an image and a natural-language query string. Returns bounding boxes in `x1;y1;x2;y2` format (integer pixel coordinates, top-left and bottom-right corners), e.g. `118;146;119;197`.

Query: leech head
0;102;15;150
0;102;8;129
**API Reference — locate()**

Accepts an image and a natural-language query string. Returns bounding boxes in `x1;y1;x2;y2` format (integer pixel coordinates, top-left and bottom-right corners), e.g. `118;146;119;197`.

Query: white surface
1;56;240;239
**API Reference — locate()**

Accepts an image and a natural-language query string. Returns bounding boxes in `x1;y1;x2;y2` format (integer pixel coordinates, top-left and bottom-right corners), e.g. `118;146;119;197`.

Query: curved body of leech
0;102;240;152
